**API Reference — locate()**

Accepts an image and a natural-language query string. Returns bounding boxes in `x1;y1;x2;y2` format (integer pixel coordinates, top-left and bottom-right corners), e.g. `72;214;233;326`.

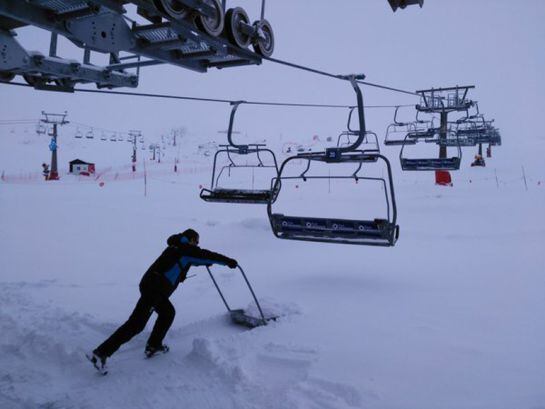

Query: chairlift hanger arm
331;75;367;154
393;105;407;126
227;101;247;149
346;106;357;132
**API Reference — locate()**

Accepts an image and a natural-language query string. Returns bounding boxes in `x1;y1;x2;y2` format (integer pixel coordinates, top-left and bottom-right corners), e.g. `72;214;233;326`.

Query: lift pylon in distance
206;265;276;329
384;106;419;146
200;101;280;204
267;75;399;247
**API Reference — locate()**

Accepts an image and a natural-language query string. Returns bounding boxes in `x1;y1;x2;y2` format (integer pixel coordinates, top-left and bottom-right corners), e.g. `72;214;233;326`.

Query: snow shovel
205;265;276;328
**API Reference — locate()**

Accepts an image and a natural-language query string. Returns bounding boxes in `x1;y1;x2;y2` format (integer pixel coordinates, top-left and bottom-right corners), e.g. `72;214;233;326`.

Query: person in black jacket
87;229;237;373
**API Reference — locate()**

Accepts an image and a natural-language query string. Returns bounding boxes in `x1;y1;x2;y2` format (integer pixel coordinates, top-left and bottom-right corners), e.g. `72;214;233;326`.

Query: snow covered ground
1;127;544;409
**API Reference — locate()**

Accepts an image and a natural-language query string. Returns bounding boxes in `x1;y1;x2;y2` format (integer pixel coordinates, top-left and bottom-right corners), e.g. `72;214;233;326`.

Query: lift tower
40;111;69;180
415;86;474;185
129;130;142;172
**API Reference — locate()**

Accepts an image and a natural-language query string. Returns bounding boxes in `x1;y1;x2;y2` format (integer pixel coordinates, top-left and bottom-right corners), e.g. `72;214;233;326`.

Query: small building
69;159;95;176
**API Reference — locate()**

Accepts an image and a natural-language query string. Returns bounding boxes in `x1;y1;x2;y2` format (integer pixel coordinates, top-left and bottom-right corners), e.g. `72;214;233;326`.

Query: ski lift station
69;158;95;175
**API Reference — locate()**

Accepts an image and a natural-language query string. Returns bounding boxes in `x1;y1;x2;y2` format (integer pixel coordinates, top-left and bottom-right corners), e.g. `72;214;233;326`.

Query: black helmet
181;229;199;243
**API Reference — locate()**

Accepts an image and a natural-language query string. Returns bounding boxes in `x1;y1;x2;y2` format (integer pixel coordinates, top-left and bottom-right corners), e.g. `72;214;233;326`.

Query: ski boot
145;343;169;358
86;350;108;375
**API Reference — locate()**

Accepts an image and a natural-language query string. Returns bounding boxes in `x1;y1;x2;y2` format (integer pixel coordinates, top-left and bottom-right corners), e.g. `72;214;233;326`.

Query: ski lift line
69;122;131;137
261;55;421;97
0;121;39;125
0;119;39;123
2;81;413;110
71;88;410;109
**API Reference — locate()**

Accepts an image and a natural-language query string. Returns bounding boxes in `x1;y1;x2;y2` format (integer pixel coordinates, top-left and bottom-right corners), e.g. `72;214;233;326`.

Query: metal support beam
87;0;126;14
49;32;58;57
108;58;164;70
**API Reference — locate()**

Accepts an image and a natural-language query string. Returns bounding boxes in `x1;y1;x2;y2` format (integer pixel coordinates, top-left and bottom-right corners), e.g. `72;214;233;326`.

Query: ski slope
0;127;544;409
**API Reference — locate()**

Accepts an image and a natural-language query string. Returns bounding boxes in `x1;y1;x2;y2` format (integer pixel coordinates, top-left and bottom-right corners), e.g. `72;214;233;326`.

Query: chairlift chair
400;128;462;171
85;130;94;139
75;128;83;139
406;111;437;140
384;106;418;146
206;265;276;328
100;132;107;141
36;124;46;135
268;153;399;246
110;133;117;142
400;107;462;171
454;104;501;147
267;75;399;247
200;102;280;204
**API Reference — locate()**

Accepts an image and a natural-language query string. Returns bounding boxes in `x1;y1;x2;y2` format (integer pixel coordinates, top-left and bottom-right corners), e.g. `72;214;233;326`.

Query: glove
227;258;238;269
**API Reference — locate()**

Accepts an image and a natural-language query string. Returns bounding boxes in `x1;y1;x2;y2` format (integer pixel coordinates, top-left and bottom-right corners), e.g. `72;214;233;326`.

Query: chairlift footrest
200;188;273;204
270;214;398;246
400;158;461;171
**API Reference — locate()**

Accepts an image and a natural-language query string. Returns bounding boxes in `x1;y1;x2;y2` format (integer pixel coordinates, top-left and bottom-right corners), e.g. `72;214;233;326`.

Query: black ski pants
94;282;175;358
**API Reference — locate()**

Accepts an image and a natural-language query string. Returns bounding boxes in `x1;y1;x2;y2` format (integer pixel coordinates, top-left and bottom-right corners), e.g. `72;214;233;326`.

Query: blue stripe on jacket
163;248;228;285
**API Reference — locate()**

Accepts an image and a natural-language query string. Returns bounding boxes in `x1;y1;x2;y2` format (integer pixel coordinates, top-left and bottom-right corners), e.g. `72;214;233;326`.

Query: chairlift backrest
267;152;399;246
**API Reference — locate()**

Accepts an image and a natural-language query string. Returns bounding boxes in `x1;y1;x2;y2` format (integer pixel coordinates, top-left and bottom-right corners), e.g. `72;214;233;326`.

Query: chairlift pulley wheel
195;0;224;37
154;0;190;20
23;74;40;86
225;7;252;48
54;78;75;89
252;19;274;57
0;71;15;82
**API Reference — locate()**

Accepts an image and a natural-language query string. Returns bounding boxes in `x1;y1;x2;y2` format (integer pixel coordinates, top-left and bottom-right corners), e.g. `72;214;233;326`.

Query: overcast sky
1;0;544;167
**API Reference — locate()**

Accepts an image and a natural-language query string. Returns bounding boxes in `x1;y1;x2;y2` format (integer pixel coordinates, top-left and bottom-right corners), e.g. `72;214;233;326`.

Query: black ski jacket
140;234;235;297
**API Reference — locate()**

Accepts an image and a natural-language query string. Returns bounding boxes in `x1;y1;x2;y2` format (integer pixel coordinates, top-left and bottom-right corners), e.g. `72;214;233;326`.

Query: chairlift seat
400;157;461;171
438;137;474;147
200;188;275;204
407;129;436;139
384;138;417;146
270;214;399;246
298;150;380;164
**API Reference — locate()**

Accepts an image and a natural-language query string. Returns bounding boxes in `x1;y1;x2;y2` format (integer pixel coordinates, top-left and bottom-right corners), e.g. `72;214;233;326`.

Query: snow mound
0;283;365;409
244;297;302;321
187;336;365;409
